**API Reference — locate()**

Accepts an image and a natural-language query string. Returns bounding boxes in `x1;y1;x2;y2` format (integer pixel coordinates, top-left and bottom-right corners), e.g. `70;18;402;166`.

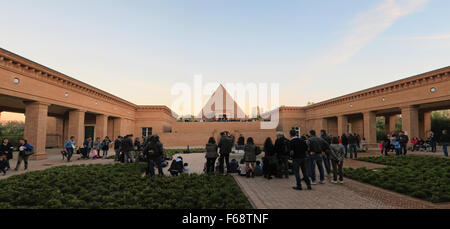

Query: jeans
349;144;358;159
102;149;108;157
218;153;230;174
322;153;331;175
309;153;325;182
114;149;120;161
431;141;437;152
343;145;348;158
400;143;407;155
331;159;344;182
124;151;134;163
443;143;448;157
278;155;289;178
67;148;74;161
206;157;217;173
15;155;29;170
292;158;311;188
147;156;164;176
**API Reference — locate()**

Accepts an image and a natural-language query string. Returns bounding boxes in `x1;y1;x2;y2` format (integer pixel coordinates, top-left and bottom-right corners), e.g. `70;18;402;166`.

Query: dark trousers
383;145;390;156
443;143;448;157
218;153;230;174
67;148;74;161
331;159;344;181
322;154;331;175
277;155;289;178
292;158;311;188
349;144;358;159
147;157;164;176
343;144;348;158
400;143;407;155
206;157;217;173
431;141;437;152
15;155;29;170
309;153;325;182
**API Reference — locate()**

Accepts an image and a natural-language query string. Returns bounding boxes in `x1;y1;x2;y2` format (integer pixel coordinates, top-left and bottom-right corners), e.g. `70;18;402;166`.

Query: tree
0;121;25;145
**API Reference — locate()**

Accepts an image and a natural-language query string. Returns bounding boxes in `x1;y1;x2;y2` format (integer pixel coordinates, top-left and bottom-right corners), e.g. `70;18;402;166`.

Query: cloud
292;0;431;104
397;34;450;40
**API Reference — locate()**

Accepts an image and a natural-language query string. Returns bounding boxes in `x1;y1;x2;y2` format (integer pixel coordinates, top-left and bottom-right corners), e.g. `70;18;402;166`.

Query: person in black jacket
440;130;449;157
274;132;290;179
307;130;326;184
218;131;233;174
290;130;311;190
143;135;165;177
429;131;437;152
0;138;13;171
122;135;134;163
320;130;332;176
398;131;409;156
263;137;276;179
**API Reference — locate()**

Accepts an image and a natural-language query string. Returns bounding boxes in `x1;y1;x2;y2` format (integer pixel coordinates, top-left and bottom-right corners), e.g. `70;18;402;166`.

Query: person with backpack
15;139;34;171
143;135;164;177
122;135;134;163
307;130;326;185
393;135;401;156
290;129;312;190
64;136;76;162
168;156;184;176
243;137;260;178
274;132;290;179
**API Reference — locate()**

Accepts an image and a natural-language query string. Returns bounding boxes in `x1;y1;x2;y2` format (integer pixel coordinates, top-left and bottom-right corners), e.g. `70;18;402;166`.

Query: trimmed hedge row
344;155;450;203
0;163;252;209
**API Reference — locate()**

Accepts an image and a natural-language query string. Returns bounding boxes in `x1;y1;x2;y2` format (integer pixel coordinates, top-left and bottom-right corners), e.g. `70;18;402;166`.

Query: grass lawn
344;155;450;203
0;163;252;209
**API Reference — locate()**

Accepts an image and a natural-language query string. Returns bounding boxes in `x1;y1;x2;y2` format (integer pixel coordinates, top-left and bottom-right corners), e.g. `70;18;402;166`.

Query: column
319;118;328;133
95;114;108;139
422;111;432;139
401;105;419;140
24;102;49;160
113;117;124;139
337;115;348;136
385;114;398;134
68;110;85;148
363;111;377;148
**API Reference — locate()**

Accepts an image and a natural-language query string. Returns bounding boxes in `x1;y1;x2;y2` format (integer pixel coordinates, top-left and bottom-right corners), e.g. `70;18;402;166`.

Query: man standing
290;130;312;190
429;131;437;153
218;131;233;174
320;130;332;176
274;132;290;178
399;131;409;156
341;133;348;158
440;130;449;157
83;137;93;159
64;136;76;162
114;136;122;162
122;134;134;163
348;133;358;159
307;130;326;185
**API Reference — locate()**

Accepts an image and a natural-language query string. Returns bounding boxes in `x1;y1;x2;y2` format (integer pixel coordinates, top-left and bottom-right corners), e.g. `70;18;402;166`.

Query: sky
1;0;450;118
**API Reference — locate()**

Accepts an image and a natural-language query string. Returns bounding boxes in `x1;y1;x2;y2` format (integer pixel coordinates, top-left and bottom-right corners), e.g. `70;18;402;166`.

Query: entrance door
85;126;95;140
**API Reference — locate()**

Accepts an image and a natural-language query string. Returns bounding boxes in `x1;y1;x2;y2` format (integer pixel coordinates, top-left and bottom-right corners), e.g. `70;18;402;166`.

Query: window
142;127;152;138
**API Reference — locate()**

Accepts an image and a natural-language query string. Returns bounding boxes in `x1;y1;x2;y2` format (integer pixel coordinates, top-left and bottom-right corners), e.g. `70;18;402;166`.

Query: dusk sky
1;0;450;119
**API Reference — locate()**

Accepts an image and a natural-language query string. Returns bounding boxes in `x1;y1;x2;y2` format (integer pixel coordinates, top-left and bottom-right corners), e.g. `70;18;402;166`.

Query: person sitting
169;157;184;176
228;159;239;173
183;163;190;174
238;159;247;176
254;161;263;176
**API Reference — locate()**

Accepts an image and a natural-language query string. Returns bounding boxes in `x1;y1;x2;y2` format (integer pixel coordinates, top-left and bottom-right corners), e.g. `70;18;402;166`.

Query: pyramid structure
198;84;247;120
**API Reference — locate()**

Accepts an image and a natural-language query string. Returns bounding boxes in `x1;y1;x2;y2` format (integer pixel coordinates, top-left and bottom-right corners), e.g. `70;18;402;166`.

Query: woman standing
205;137;219;174
263;137;275;179
244;137;260;178
15;139;34;171
101;136;111;158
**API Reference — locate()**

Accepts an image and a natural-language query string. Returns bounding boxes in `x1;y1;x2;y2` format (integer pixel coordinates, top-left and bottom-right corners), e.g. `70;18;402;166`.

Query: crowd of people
379;130;449;157
0;138;34;175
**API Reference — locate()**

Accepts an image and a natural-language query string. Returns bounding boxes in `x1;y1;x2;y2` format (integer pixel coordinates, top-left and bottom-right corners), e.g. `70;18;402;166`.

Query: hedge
0;163;252;209
344;155;450;203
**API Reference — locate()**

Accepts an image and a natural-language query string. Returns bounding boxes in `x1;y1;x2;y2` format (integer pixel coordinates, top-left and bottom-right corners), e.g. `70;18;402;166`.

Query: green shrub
0;163;251;209
344;155;450;203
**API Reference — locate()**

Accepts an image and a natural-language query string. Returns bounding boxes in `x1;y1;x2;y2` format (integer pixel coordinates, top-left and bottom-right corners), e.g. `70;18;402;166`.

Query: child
183;163;190;174
361;137;367;152
394;140;401;156
91;149;101;159
379;142;384;155
238;159;247;176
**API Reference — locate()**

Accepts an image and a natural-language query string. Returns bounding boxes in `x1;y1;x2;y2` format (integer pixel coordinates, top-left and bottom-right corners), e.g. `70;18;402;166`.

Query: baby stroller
421;140;431;152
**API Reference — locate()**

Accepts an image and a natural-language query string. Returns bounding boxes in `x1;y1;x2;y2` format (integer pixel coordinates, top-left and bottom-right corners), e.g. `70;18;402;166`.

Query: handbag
24;149;34;156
